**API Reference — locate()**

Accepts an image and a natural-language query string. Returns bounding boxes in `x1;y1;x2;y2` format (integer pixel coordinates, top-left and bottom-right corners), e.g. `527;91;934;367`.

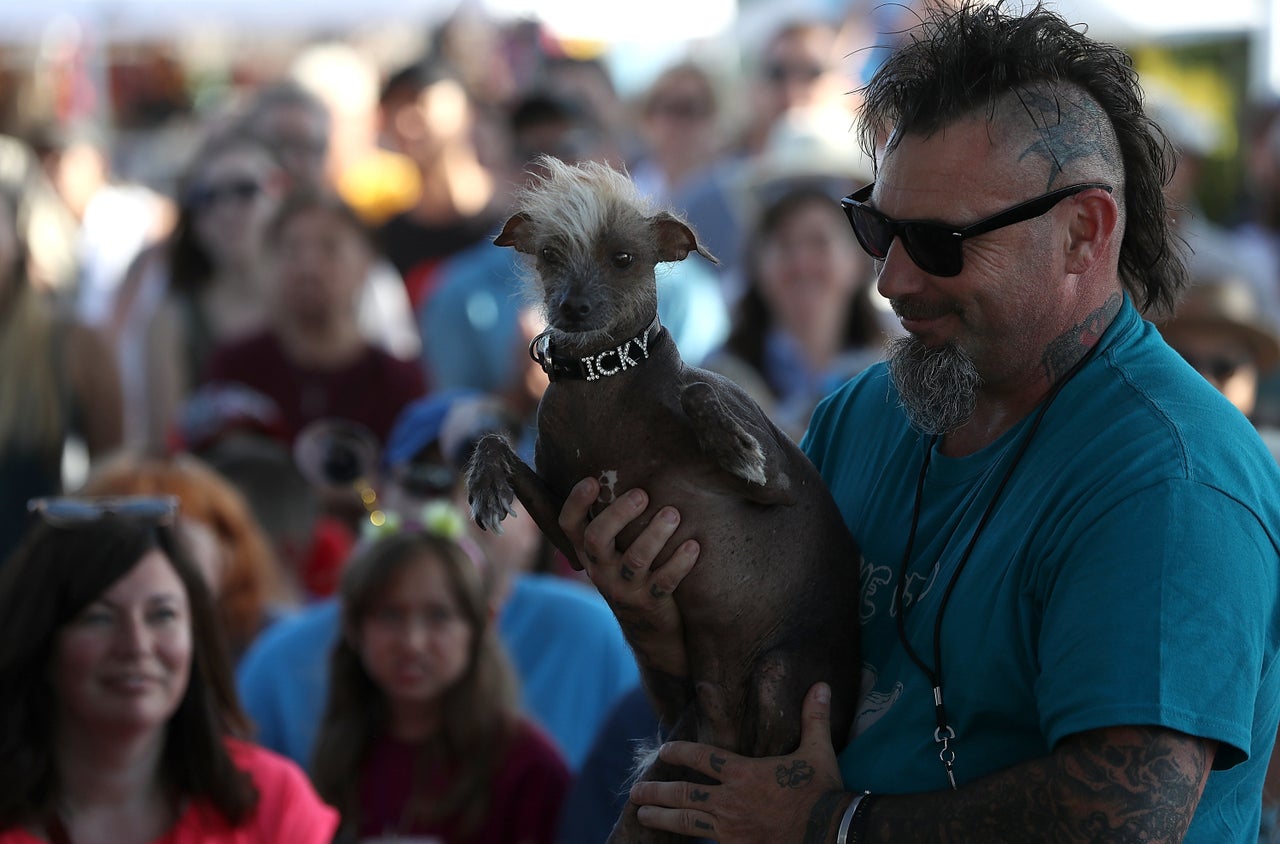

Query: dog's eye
540;247;561;265
611;252;634;269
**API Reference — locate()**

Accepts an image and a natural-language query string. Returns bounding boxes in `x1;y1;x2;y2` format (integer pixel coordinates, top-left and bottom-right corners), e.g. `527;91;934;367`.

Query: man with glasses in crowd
558;2;1280;841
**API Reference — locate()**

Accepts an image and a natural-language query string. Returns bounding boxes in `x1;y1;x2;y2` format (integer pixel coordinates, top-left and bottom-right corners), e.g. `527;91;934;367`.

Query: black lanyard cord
891;341;1100;782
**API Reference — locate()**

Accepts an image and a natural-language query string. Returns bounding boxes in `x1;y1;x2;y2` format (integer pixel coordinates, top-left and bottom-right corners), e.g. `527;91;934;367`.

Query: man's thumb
801;681;833;748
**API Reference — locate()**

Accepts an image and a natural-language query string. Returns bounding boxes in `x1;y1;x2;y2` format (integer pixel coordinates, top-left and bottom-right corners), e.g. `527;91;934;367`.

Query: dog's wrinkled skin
466;157;861;843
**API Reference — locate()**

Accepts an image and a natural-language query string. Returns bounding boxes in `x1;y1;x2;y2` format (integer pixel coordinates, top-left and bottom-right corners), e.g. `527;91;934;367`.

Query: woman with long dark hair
0;498;336;843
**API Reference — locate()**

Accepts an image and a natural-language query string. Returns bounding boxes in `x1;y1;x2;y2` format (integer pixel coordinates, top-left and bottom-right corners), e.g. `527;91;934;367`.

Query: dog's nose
557;295;592;322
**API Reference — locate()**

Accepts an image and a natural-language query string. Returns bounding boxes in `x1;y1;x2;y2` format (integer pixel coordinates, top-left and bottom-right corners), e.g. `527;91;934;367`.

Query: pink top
0;738;338;844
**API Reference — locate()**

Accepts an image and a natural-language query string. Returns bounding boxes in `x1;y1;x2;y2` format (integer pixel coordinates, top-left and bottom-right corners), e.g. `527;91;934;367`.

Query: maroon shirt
205;330;427;447
357;718;571;844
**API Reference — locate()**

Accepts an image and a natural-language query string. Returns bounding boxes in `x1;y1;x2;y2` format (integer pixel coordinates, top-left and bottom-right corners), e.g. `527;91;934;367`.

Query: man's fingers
636;805;717;837
581;488;647;563
623;506;682;575
658;740;737;779
559;478;599;541
630;778;716;808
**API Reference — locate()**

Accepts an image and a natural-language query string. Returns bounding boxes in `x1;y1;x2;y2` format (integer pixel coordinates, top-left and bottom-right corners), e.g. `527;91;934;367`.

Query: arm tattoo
804;791;849;844
863;726;1213;842
776;759;816;788
1042;292;1122;382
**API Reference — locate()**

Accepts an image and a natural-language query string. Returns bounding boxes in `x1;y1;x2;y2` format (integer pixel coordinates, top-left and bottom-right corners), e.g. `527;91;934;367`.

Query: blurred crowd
3;0;1280;841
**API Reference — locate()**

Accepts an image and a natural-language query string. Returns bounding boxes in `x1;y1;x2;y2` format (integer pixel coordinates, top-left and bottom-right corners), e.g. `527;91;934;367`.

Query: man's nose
875;241;926;301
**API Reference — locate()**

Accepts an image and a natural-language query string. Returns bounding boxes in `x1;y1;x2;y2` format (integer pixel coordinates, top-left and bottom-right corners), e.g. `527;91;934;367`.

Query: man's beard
886;335;981;435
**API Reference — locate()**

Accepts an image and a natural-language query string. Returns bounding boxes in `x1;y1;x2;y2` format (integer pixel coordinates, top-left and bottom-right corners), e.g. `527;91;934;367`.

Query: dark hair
725;186;882;381
168;129;280;295
266;187;375;254
857;0;1185;314
312;531;519;842
0;516;257;830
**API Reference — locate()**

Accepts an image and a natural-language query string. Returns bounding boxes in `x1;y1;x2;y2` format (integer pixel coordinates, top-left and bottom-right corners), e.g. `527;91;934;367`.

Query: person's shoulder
238;600;339;670
224;736;304;781
222;738;339;841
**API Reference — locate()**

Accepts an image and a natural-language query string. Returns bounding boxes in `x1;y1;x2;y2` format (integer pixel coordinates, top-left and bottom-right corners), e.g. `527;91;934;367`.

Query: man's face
872;116;1070;401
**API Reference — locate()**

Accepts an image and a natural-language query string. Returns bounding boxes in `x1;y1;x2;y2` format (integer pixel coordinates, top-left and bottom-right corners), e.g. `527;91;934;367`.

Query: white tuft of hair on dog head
517;156;655;249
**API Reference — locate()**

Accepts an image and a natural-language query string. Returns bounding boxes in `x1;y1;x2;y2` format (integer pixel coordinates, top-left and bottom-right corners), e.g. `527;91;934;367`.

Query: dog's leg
464;433;578;563
680;382;795;506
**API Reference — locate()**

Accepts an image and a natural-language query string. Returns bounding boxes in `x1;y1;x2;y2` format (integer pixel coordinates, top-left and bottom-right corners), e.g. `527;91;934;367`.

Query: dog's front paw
465;435;518;534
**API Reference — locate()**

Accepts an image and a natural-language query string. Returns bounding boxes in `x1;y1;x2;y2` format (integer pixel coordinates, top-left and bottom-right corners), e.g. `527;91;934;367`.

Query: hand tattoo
776;759;816;789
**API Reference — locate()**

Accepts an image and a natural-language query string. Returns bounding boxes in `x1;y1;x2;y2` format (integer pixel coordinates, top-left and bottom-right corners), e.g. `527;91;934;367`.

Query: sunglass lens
847;206;891;260
902;225;962;277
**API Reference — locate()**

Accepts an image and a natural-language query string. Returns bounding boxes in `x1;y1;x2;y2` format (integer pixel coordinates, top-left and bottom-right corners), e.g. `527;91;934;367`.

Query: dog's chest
533;378;695;505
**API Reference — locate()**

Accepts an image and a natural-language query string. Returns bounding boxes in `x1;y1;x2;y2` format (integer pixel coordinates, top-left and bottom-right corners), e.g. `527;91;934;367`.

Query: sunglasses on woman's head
840;181;1113;277
29;496;181;528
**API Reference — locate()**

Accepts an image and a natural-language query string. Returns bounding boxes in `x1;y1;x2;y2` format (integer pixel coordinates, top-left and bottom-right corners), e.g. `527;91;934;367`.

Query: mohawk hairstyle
857;0;1185;315
513;156;656;249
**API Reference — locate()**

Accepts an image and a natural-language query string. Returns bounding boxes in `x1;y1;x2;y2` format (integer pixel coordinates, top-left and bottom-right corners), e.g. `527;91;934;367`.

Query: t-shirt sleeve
1035;479;1274;769
227;739;340;843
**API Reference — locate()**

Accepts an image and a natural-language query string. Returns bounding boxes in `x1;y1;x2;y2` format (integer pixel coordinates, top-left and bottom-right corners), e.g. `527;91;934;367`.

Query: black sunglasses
29;495;180;528
840;181;1113;277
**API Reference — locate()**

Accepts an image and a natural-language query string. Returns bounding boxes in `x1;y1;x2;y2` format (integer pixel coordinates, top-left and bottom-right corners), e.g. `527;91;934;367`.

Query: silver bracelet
836;791;869;844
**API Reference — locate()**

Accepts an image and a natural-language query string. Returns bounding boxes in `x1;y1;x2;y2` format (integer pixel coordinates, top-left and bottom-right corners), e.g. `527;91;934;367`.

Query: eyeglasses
1179;352;1250;383
840;181;1113;277
28;496;180;528
185;179;262;211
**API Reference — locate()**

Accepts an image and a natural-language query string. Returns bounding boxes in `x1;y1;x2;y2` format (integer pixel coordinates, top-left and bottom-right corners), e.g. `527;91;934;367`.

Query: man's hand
559;478;699;678
630;682;847;843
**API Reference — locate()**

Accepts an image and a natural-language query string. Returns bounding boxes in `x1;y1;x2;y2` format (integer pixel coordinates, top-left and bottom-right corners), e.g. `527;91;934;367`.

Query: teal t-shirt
802;298;1280;841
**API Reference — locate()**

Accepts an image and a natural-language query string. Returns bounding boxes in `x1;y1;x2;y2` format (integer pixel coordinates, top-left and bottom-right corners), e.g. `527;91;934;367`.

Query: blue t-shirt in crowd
236;573;639;772
802;297;1280;842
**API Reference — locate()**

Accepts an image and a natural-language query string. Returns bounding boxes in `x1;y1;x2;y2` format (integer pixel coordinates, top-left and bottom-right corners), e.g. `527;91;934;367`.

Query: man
559;2;1280;841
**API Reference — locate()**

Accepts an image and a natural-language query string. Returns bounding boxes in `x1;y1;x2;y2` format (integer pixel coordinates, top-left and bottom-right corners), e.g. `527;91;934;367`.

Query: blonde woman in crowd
0;188;122;562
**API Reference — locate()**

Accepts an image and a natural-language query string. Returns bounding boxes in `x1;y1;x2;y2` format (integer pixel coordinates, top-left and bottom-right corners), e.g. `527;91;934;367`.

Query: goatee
886;335;981;435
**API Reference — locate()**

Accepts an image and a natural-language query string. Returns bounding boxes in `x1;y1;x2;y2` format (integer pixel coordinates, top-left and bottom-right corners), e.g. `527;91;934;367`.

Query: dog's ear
494;212;534;253
653;212;720;265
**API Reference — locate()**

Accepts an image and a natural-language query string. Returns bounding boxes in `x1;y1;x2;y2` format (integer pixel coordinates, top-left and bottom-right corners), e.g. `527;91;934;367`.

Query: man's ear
494;212;534;253
1063;188;1119;275
653;212;719;265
